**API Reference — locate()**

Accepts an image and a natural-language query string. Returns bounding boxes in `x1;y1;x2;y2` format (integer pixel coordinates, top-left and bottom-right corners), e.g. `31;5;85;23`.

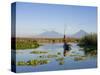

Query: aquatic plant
30;51;48;54
74;56;86;61
56;57;64;65
17;61;26;66
17;59;50;66
59;61;64;65
47;54;58;58
56;57;64;61
39;54;58;58
57;52;61;55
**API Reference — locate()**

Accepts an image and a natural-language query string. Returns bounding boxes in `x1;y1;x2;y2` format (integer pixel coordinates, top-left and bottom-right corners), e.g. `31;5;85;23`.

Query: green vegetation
16;61;26;66
57;52;61;55
30;51;48;54
39;54;58;58
74;56;86;61
16;38;40;50
17;59;50;66
66;37;79;43
79;33;97;55
15;37;79;50
56;57;64;65
47;54;58;58
59;61;64;65
56;57;64;61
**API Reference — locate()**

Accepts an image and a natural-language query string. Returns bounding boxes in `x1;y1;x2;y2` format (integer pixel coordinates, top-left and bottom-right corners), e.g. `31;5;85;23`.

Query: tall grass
79;33;97;53
16;39;40;50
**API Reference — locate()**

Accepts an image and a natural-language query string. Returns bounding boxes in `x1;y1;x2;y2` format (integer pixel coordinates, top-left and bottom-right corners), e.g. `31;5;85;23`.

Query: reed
79;33;97;54
16;40;40;50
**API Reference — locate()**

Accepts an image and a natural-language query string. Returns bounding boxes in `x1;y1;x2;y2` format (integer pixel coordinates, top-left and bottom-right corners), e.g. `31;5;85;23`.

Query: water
15;43;97;73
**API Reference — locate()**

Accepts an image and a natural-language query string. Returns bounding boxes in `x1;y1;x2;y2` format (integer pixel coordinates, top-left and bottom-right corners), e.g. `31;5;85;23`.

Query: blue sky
15;2;97;36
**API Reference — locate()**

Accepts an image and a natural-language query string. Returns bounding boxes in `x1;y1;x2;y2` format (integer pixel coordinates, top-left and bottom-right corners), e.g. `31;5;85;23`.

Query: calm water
15;43;97;73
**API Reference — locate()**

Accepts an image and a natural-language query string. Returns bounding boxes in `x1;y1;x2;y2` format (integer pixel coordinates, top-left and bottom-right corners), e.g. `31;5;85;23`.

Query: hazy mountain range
39;31;63;38
72;30;88;38
37;30;88;38
17;30;88;38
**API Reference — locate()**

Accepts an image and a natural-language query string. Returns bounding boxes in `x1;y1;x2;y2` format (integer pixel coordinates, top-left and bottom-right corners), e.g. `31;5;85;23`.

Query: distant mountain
32;30;88;38
38;31;63;38
71;30;88;38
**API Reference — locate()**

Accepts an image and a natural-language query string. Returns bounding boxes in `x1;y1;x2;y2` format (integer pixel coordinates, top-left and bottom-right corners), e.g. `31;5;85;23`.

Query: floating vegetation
39;54;58;58
39;55;48;58
16;61;26;66
59;61;64;65
56;57;64;65
71;51;76;53
56;57;64;61
70;54;79;57
17;59;50;66
70;53;86;57
30;51;48;54
47;55;58;58
57;52;61;55
74;56;86;61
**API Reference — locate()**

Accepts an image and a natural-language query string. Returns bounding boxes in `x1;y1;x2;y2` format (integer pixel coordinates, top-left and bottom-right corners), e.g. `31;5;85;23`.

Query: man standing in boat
63;26;70;56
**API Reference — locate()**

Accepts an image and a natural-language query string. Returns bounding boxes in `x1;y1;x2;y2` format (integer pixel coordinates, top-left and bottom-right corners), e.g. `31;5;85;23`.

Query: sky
15;2;97;36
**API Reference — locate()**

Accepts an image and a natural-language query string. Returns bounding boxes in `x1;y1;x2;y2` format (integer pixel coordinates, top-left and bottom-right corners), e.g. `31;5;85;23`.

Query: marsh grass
16;40;40;50
79;33;97;55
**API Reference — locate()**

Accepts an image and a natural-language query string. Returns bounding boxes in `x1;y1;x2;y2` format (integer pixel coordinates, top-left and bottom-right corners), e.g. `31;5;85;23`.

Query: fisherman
63;35;70;56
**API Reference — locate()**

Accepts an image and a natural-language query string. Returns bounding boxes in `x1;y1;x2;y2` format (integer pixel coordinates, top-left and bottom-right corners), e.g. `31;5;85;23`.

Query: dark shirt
63;43;70;50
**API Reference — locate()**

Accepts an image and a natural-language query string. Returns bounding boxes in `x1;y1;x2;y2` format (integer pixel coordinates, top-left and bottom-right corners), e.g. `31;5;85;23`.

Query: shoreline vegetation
13;33;97;54
15;37;78;50
16;39;40;50
78;33;97;55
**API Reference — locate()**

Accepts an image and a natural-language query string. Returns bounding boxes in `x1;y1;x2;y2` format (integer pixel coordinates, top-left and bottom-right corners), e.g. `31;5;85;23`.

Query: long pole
64;24;66;42
64;24;66;35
